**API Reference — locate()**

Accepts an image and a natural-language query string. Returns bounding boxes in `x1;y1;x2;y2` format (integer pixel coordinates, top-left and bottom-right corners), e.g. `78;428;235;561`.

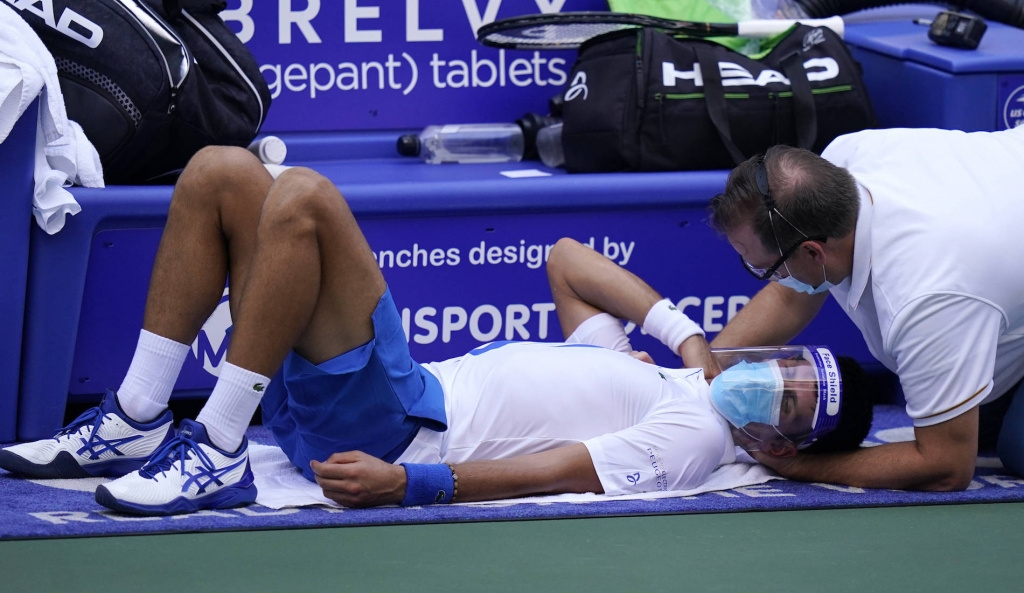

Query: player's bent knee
275;167;344;204
175;146;265;206
261;170;343;236
183;145;260;182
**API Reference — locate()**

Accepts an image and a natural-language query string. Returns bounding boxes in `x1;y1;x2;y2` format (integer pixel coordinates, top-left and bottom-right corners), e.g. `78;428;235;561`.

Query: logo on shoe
181;424;194;438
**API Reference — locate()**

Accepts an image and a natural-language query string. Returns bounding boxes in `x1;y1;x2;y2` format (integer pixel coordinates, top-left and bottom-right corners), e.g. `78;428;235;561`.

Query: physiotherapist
706;125;1024;490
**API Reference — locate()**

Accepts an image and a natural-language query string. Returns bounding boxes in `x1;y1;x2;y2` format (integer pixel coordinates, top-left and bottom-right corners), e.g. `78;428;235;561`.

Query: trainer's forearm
712;283;827;347
451;443;603;503
781;441;973;491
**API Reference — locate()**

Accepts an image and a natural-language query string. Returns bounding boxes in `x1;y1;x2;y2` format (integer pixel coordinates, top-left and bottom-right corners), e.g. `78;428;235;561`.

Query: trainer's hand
310;451;407;508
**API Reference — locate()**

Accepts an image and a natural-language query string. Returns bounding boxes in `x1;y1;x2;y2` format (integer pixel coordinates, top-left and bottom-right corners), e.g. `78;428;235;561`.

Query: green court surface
3;502;1022;592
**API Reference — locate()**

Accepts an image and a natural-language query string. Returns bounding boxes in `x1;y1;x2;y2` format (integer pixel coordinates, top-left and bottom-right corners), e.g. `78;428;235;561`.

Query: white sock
196;362;270;453
118;329;190;422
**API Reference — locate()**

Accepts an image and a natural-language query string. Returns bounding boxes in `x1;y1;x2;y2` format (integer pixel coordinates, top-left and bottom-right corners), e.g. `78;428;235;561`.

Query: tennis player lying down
0;148;871;514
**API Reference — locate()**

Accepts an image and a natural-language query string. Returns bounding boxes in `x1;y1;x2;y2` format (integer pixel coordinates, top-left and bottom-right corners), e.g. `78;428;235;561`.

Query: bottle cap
247;136;287;165
260;136;287;165
397;134;421;157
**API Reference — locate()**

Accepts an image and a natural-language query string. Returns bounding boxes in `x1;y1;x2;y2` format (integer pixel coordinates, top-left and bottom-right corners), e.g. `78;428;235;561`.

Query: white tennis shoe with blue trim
0;390;175;478
95;419;257;516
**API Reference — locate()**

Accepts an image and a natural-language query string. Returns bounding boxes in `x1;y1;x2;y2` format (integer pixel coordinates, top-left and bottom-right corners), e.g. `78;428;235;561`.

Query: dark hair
708;145;860;250
803;355;873;454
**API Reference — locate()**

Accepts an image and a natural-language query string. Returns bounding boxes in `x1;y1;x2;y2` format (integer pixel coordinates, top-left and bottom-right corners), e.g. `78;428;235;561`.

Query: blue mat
3;405;1023;540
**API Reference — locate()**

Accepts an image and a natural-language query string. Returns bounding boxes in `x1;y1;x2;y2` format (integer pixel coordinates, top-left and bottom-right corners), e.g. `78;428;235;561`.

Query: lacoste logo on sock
253;383;265;393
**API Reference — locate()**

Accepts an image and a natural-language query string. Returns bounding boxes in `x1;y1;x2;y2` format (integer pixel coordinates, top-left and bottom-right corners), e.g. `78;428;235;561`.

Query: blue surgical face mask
709;360;784;428
777;265;834;295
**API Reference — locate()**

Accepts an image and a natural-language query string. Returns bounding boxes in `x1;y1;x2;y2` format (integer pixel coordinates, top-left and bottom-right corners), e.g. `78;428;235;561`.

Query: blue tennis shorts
260;287;447;482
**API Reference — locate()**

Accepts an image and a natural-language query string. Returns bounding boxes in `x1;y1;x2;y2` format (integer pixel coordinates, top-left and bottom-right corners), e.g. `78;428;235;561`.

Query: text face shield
709;346;842;451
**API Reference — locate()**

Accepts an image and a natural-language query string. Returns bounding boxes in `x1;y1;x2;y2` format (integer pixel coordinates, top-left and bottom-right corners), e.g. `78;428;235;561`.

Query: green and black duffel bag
560;24;876;172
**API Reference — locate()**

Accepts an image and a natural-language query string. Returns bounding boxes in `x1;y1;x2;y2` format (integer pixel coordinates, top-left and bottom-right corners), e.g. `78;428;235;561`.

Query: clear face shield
708;346;842;453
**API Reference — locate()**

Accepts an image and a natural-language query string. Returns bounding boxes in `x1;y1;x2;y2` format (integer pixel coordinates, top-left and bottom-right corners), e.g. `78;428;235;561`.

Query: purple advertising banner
69;205;871;396
227;0;609;132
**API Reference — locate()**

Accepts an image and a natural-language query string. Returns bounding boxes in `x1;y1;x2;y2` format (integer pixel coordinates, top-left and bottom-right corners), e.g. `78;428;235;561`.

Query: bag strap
697;33;820;161
695;48;747;166
779;49;817;150
162;0;227;17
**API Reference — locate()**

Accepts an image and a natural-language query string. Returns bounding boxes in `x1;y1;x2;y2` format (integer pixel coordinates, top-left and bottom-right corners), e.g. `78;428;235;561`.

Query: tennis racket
476;12;845;50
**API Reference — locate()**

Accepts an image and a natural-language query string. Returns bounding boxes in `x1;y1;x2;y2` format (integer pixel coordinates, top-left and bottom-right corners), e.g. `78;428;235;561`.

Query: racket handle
736;15;845;38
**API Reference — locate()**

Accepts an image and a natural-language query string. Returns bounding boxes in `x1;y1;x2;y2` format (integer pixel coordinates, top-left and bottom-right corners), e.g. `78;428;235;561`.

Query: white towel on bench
0;4;103;235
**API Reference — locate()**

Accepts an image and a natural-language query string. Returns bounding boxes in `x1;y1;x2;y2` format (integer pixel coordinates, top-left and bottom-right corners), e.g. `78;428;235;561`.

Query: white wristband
642;299;704;355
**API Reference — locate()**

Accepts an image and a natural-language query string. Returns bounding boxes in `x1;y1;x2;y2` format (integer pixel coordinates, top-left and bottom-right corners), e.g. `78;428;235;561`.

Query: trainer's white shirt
822;126;1024;427
397;315;737;496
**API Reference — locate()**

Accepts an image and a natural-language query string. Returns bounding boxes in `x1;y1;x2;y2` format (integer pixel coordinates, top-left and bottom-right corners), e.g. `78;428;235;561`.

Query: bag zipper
655;92;751;101
634;32;646;114
117;0;191;114
769;85;854;98
655;84;853;102
633;31;646;167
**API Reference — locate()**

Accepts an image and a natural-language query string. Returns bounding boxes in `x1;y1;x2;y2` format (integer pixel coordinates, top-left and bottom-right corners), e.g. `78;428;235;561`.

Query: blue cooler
845;15;1024;131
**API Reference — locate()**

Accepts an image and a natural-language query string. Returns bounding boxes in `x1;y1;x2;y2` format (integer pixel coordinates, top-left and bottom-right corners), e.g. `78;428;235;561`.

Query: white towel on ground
0;4;104;235
250;443;780;510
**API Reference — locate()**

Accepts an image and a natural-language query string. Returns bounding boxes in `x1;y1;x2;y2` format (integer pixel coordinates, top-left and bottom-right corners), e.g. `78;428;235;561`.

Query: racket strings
480;22;641;49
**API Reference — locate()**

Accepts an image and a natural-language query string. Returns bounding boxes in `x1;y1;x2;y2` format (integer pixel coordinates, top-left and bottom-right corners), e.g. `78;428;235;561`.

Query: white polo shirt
822;126;1024;427
396;313;737;496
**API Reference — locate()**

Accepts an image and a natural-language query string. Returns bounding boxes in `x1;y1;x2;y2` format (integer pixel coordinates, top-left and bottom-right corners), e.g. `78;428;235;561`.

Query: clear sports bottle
397;123;525;164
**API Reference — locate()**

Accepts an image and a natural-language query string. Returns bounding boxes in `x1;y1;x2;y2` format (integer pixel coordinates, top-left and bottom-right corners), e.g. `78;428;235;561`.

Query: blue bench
0;101;36;442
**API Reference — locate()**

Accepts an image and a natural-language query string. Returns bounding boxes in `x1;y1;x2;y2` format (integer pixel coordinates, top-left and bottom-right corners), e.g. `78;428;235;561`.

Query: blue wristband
400;463;455;506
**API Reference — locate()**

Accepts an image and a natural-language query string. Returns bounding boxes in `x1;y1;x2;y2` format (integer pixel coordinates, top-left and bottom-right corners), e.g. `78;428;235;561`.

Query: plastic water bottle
535;122;564;168
247;136;287;165
397;123;524;164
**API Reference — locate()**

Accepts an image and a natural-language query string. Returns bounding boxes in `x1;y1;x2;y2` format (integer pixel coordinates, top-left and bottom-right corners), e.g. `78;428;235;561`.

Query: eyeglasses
740;157;826;282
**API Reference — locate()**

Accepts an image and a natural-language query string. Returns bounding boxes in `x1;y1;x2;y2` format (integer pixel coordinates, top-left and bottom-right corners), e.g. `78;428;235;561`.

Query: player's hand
310;451;407;508
629;350;655;365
